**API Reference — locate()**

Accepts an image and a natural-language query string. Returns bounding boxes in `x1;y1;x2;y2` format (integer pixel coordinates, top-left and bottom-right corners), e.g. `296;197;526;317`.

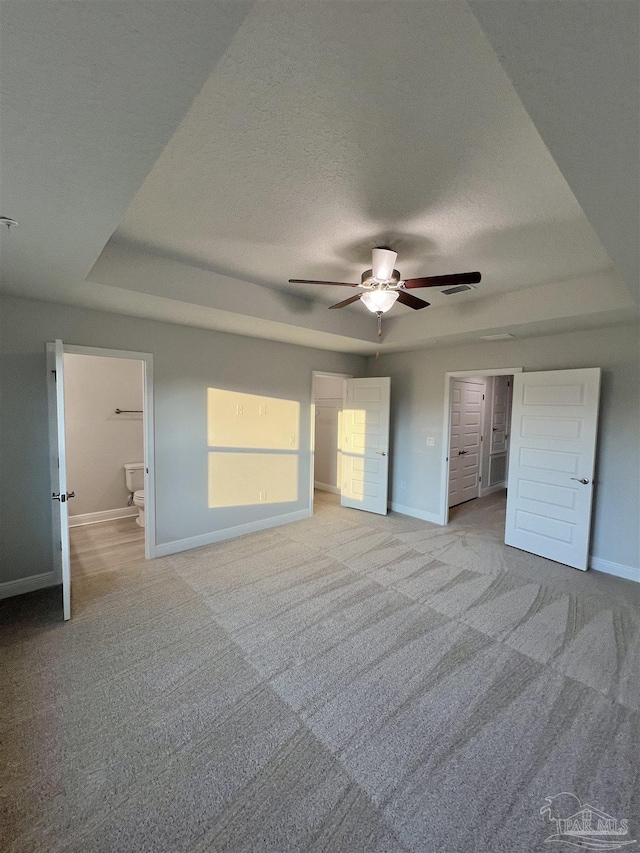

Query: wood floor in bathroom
69;517;145;578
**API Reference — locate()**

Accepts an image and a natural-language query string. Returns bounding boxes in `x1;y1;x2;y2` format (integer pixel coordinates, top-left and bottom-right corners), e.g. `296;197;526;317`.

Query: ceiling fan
289;248;481;335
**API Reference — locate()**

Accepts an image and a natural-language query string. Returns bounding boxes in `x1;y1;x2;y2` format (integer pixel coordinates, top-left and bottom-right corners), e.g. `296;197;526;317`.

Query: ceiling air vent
441;284;476;295
480;333;514;341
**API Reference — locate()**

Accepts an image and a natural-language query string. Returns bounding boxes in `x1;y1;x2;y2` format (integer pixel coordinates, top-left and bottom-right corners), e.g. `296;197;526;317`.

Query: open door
341;377;390;515
505;368;601;570
47;340;72;619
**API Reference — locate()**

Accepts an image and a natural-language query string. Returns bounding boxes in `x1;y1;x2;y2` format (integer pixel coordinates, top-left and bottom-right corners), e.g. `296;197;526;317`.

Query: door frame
55;344;156;563
310;370;352;514
439;367;523;525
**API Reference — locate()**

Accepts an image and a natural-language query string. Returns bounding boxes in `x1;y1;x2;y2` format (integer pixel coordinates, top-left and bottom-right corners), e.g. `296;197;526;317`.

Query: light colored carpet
1;491;638;852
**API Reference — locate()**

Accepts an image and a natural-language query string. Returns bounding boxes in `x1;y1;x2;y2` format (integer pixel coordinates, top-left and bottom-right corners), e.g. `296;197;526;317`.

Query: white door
341;377;390;514
47;340;72;619
448;379;483;508
505;368;601;570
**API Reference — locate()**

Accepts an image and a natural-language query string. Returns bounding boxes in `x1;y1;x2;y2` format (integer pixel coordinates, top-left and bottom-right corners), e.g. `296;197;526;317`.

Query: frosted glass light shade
360;290;399;313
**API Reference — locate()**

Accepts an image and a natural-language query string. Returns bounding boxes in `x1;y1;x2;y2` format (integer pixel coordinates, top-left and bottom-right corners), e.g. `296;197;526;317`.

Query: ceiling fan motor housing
360;268;402;289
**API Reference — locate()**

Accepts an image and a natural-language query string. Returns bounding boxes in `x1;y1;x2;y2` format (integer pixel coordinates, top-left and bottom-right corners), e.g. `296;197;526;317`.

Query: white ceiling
1;1;637;354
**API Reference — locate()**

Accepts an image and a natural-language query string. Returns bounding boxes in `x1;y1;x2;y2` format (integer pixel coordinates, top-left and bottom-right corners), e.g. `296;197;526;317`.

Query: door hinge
59;540;62;551
51;370;57;380
479;476;482;483
482;394;485;400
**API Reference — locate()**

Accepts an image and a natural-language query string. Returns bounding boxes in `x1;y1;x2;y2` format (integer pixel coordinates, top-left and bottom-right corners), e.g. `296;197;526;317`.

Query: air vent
479;333;514;341
441;284;476;295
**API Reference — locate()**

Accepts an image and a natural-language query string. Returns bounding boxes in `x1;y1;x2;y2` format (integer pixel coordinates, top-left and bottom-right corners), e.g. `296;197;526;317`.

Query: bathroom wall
313;375;346;492
64;353;144;520
0;294;366;588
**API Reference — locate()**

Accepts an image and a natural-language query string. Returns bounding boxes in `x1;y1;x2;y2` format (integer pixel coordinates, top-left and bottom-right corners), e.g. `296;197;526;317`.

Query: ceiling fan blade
396;291;430;310
289;279;359;287
328;294;362;310
403;271;481;289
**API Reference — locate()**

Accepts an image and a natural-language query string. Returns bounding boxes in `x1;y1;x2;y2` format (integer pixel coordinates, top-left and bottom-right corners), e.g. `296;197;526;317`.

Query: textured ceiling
109;0;614;302
1;1;637;353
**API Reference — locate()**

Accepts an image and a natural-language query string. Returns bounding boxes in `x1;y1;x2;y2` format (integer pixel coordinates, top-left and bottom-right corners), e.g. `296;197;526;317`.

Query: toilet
124;462;145;527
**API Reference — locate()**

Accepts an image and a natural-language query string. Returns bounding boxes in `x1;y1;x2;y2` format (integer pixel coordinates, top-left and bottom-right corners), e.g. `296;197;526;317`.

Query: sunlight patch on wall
207;388;300;509
207;389;299;450
208;453;298;508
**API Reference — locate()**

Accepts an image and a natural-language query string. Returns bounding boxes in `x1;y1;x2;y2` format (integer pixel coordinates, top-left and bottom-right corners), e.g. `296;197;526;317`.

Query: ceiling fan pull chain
377;311;382;337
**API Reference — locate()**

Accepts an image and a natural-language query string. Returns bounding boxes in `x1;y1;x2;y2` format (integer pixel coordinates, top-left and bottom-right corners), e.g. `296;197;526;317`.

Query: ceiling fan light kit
360;289;399;314
289;247;481;337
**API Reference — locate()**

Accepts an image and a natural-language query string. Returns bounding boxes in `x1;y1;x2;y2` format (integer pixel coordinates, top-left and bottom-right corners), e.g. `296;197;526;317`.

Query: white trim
69;506;139;527
389;502;442;525
56;344;157;560
0;572;58;601
479;483;507;498
314;481;341;495
589;557;640;583
154;509;311;558
439;367;523;526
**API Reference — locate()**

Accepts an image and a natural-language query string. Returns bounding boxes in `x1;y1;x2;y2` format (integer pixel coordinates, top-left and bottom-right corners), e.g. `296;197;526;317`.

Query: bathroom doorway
47;342;155;619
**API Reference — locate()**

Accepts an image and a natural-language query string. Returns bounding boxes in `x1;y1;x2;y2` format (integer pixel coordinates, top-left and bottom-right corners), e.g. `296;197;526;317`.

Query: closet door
449;379;483;507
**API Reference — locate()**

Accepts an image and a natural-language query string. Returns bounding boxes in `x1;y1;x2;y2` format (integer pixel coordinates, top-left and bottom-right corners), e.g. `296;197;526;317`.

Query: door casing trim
439;367;523;526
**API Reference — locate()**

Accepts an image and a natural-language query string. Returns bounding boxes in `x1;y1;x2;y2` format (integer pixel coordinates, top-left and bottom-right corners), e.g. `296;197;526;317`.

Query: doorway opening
440;367;522;527
64;351;148;578
48;342;155;619
310;371;350;515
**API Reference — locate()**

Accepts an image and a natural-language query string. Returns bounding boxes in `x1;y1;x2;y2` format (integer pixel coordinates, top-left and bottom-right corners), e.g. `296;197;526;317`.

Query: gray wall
0;295;365;584
64;354;144;517
367;323;640;572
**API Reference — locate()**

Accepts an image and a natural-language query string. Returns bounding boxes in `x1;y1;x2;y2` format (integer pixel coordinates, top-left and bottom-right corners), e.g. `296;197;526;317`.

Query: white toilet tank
124;462;145;493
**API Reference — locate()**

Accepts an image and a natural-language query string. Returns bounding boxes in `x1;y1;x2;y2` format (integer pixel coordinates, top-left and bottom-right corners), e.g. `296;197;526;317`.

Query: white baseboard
314;481;341;495
479;483;506;498
389;501;443;525
0;572;58;601
69;506;138;527
154;508;312;558
589;557;639;583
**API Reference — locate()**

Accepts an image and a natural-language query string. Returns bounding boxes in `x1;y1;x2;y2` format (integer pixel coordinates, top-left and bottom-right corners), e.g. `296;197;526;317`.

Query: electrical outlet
259;491;266;502
426;436;435;446
259;404;266;415
400;481;406;489
236;405;243;415
289;434;296;446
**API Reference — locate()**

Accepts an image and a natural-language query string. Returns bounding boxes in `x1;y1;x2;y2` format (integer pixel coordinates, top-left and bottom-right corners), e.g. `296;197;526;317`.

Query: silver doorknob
376;451;387;456
570;477;590;485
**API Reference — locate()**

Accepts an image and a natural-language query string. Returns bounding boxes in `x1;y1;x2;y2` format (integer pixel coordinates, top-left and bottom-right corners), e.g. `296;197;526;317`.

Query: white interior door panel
47;340;71;619
505;368;601;570
342;377;390;515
